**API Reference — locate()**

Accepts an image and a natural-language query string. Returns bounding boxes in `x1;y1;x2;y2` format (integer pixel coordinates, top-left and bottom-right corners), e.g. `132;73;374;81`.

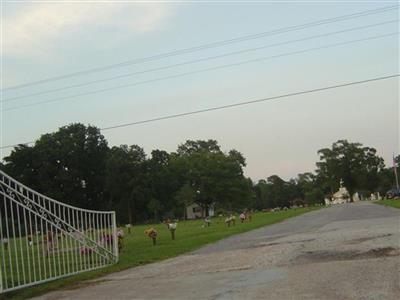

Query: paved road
35;202;400;300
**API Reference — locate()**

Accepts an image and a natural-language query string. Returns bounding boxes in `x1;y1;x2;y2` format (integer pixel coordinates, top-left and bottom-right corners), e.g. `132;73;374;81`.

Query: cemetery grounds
1;206;318;299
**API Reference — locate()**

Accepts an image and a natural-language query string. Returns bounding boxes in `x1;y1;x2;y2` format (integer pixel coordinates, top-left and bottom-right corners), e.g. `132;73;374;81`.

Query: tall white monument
325;179;351;205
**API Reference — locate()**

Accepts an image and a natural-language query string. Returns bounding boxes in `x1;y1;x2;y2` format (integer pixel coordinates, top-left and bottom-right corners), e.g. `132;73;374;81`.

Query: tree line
1;124;398;224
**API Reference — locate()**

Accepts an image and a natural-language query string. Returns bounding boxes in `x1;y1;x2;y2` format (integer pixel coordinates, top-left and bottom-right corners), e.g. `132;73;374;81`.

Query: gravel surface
34;202;400;300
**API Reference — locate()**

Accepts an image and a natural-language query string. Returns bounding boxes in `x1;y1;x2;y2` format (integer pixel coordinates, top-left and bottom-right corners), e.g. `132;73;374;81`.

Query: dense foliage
1;124;398;223
254;141;396;209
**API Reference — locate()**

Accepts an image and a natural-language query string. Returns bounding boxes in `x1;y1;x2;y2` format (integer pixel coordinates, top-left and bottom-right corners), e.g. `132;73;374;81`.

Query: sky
1;0;399;181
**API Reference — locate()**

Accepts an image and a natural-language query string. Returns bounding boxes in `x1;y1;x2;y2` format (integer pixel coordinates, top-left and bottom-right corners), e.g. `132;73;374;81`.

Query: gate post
112;212;119;262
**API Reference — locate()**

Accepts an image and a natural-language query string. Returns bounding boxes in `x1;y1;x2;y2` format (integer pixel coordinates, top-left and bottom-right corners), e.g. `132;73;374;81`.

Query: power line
3;4;398;91
3;32;398;112
0;141;35;150
1;74;397;150
99;74;399;130
5;19;398;103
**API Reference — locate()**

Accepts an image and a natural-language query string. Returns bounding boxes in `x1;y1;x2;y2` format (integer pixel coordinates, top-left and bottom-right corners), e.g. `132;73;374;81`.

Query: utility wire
5;19;398;103
3;31;398;112
100;74;399;130
0;141;34;150
2;74;398;150
3;4;398;91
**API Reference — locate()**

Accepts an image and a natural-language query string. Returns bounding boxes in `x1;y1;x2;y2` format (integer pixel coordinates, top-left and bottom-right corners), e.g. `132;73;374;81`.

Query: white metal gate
0;169;118;293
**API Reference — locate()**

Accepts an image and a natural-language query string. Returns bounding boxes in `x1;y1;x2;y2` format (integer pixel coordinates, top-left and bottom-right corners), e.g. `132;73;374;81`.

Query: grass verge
375;199;400;209
2;206;319;299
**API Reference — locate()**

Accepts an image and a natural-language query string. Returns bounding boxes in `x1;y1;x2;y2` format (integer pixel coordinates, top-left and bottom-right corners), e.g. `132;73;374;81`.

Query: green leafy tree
174;183;196;220
316;140;384;197
3;123;109;209
177;139;221;155
105;144;147;224
295;173;324;204
147;198;162;222
253;179;269;209
265;175;295;208
375;154;398;194
304;188;324;205
173;140;252;214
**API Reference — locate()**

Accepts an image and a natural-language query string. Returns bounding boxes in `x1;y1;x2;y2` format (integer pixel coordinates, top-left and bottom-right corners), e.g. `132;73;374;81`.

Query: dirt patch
248;238;316;249
293;247;399;264
345;234;393;245
364;247;399;257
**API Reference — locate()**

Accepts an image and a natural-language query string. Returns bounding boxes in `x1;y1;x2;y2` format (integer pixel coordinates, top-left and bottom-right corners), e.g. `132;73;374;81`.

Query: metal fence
0;169;118;293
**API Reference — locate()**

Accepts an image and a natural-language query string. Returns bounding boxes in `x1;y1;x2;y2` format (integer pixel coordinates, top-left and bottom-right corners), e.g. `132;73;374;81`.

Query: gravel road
34;201;400;300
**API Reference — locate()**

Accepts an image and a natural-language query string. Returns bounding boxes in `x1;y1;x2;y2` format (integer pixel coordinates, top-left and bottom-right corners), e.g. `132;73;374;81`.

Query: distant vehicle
386;189;400;199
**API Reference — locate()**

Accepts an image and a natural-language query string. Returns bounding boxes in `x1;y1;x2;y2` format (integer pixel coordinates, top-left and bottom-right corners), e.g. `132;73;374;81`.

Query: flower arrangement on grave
225;215;236;227
144;228;158;245
125;224;132;234
45;231;57;255
80;246;93;255
163;219;172;229
27;235;33;246
239;213;246;223
101;233;113;246
246;210;252;222
167;222;177;240
117;229;124;251
231;215;236;226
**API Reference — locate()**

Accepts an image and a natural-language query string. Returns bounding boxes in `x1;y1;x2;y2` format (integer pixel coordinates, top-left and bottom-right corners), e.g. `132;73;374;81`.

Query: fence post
112;212;119;262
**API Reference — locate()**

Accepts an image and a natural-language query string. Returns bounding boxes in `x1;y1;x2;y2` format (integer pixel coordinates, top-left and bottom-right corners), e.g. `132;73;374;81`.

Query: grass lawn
375;199;400;209
2;206;319;300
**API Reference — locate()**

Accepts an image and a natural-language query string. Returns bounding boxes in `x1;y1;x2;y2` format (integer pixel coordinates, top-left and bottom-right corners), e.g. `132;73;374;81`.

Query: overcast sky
1;0;399;181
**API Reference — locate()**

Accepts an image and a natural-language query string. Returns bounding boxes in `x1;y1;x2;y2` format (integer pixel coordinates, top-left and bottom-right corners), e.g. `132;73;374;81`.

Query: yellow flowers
144;228;158;238
144;228;158;245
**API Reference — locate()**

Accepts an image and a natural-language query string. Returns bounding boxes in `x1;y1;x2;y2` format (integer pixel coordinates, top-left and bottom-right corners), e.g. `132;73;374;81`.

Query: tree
295;172;324;204
105;144;147;224
375;154;398;194
146;149;186;220
147;198;162;222
2;144;40;189
3;123;109;209
265;175;298;208
377;168;395;195
316;140;384;197
304;188;324;205
174;183;196;220
253;179;269;209
228;149;246;169
173;140;252;214
296;173;316;193
177;139;221;155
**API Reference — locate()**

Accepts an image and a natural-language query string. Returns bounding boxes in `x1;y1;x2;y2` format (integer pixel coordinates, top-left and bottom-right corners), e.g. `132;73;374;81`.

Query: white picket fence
0;169;118;293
